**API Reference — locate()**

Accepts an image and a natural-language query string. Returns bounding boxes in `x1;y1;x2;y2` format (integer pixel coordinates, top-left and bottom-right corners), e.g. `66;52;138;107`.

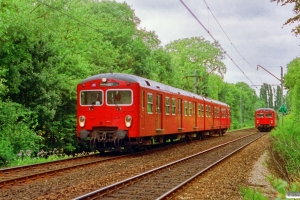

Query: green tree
273;0;300;36
259;83;274;108
165;37;226;93
284;57;300;115
0;0;174;156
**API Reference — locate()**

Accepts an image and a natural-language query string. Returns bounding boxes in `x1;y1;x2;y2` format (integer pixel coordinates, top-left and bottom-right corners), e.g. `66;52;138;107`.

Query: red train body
76;73;231;152
255;108;277;132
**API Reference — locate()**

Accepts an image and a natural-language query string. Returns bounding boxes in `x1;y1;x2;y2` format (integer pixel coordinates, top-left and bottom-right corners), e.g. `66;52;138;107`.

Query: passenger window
184;101;188;116
147;94;153;113
165;97;170;115
172;98;176;115
189;102;192;116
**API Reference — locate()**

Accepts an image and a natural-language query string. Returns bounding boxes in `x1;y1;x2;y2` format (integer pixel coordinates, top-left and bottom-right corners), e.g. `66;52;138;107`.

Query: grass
1;149;97;169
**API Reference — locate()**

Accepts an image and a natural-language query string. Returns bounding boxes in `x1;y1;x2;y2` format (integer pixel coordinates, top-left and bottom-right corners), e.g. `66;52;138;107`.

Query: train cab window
198;104;201;117
147;94;153;113
184;101;188;116
107;90;132;105
80;91;103;106
189;102;192;116
266;113;273;118
172;98;176;115
165;97;170;115
257;113;264;118
201;104;204;117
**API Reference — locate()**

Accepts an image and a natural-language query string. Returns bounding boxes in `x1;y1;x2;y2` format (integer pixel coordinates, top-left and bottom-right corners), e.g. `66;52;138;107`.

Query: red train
255;108;278;132
76;73;231;152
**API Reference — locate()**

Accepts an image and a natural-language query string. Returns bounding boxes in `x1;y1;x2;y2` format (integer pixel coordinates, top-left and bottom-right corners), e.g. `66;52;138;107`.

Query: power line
179;0;257;87
202;0;264;85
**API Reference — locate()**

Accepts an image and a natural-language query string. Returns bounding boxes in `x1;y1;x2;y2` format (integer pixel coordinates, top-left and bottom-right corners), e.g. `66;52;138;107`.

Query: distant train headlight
125;115;132;127
79;116;86;127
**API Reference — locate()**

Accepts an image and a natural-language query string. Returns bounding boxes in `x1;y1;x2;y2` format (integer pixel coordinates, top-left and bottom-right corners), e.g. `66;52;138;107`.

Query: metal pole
280;66;284;124
280;66;283;105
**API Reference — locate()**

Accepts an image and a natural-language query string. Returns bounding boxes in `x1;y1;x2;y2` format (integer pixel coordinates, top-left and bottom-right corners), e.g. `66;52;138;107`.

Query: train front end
255;108;276;132
76;74;139;152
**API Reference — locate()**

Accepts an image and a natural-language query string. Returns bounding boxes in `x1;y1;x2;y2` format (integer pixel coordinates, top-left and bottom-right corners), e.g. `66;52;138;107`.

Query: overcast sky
115;0;299;93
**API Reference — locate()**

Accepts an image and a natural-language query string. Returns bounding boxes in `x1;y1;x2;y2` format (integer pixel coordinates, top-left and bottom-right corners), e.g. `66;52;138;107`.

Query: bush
0;139;14;166
240;187;268;200
271;114;300;178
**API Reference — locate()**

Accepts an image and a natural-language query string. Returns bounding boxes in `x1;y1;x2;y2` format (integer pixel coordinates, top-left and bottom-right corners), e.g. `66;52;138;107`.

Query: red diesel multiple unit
255;108;277;132
76;73;231;152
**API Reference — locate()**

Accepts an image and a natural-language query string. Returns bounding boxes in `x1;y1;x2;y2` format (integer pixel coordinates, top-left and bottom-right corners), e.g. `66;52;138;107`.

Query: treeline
0;0;278;166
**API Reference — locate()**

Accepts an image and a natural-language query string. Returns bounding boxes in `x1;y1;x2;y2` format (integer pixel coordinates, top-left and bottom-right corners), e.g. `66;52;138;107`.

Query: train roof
255;108;276;112
81;73;229;107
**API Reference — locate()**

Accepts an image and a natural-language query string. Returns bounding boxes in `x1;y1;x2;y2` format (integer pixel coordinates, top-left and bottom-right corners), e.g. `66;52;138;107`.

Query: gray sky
115;0;299;93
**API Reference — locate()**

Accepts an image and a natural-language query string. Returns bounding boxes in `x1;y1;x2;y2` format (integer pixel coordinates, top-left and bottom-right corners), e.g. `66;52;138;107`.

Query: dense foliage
271;58;300;179
0;0;277;167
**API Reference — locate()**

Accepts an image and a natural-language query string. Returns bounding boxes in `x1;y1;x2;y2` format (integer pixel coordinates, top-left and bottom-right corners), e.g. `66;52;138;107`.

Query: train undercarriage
79;127;227;153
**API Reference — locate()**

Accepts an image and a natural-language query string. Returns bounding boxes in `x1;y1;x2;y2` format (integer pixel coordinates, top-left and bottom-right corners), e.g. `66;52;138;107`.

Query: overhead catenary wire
180;0;257;87
202;0;264;85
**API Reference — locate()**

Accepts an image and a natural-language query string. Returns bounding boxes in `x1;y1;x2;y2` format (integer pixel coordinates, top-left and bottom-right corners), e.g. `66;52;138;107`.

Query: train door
178;98;182;129
140;90;145;129
156;94;162;130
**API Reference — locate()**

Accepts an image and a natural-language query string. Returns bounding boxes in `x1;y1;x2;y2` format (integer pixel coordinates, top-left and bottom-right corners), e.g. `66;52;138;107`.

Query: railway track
0;129;246;189
73;131;266;200
0;153;124;188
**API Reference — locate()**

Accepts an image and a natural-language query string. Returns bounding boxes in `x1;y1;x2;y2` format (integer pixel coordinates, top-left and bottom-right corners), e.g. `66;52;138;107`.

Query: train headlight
125;115;132;127
79;116;86;127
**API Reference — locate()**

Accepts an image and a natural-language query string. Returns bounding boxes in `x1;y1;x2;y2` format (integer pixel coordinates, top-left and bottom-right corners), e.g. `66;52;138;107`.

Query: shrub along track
0;128;261;199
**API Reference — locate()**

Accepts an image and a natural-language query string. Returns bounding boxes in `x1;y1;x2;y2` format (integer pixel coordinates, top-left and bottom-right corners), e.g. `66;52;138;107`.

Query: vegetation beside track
241;58;300;199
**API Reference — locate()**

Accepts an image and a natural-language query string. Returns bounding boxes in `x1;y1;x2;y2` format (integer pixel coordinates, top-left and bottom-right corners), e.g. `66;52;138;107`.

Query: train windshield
80;91;103;106
266;113;273;118
256;113;264;118
107;90;132;105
